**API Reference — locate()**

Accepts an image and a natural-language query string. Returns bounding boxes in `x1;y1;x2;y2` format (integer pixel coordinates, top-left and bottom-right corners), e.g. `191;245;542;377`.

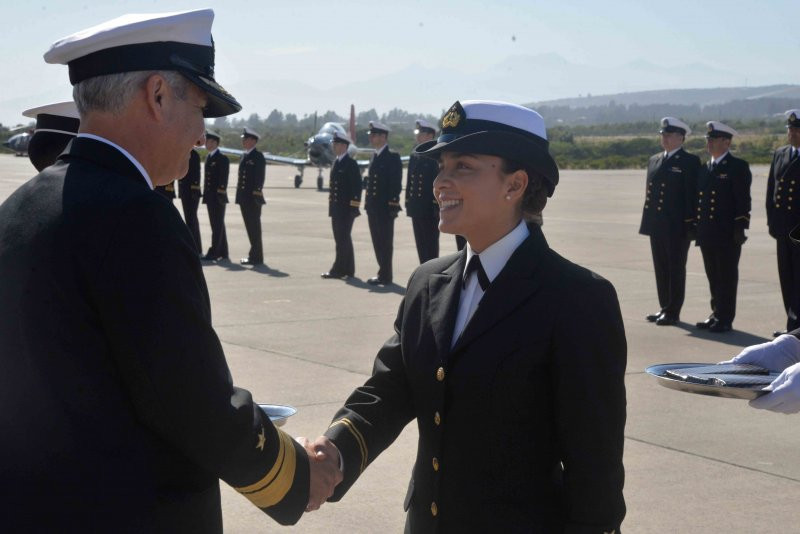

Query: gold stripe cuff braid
329;418;368;473
235;430;297;508
349;200;361;208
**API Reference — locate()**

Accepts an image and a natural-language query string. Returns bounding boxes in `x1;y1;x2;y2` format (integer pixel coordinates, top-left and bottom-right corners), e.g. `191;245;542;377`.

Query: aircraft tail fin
349;104;356;140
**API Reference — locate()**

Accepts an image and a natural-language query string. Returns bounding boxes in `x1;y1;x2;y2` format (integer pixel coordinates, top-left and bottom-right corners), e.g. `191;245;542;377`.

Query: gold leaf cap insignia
441;101;465;130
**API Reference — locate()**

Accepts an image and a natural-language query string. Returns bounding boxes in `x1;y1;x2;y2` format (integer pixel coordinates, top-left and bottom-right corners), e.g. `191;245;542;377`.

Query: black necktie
463;254;490;291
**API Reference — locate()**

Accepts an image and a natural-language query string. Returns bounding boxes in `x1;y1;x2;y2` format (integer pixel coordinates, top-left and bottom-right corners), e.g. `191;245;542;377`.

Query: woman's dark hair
501;158;548;225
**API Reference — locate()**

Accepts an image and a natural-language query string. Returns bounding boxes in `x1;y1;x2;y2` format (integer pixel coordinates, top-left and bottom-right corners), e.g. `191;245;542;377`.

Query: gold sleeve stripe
735;215;750;221
684;218;695;222
350;201;361;207
235;430;297;508
329;418;368;473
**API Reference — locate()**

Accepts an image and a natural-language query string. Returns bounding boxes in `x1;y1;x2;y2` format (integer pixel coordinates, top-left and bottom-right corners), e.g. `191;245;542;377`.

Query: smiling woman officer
307;100;627;533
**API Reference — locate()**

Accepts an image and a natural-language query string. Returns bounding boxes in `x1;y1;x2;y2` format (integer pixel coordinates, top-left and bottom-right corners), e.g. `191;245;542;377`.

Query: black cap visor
415;130;559;196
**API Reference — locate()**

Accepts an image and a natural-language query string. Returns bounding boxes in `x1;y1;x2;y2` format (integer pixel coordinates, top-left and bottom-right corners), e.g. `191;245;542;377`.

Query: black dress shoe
201;254;217;261
367;277;391;285
240;258;263;266
321;272;346;279
696;317;716;329
655;314;678;326
709;322;732;333
646;312;662;322
773;330;788;337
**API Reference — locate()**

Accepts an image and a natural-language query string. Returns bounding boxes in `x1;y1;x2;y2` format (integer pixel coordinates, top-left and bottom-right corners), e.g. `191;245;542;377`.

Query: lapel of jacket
780;147;800;178
449;224;549;358
428;250;467;360
60;137;150;188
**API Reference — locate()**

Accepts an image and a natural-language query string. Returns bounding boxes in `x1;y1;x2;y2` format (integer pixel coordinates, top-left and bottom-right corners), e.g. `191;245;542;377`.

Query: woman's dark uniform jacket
203;149;230;205
0;138;309;532
695;153;751;246
324;225;627;533
329;153;362;218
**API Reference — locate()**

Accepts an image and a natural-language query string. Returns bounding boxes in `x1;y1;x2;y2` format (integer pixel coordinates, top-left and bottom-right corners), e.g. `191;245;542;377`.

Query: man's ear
143;74;167;120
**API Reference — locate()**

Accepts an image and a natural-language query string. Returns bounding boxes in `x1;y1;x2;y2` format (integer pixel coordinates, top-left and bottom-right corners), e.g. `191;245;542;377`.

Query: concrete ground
2;153;799;533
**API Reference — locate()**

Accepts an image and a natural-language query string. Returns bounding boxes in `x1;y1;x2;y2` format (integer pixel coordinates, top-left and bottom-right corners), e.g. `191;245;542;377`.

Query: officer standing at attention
640;117;701;326
22;101;80;171
694;121;752;333
0;9;340;530
364;120;402;285
236;127;267;266
767;110;800;336
202;130;230;261
406;119;440;263
179;148;202;254
322;131;362;279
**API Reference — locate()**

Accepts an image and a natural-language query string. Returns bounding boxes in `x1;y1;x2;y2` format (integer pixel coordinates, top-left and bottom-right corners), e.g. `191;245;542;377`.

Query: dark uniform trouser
776;234;800;330
411;215;439;264
650;234;690;317
700;242;742;325
206;201;228;258
367;211;394;282
330;214;356;277
240;203;263;263
180;196;201;254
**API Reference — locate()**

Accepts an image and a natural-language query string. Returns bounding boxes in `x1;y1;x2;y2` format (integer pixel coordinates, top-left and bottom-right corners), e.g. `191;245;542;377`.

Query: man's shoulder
678;149;702;165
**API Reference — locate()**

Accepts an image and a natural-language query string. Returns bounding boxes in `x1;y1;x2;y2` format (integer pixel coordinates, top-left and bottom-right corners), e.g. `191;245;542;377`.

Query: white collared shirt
451;220;530;347
711;151;730;166
336;153;348;163
76;133;153;190
244;146;255;155
207;148;219;158
664;146;682;159
374;144;387;157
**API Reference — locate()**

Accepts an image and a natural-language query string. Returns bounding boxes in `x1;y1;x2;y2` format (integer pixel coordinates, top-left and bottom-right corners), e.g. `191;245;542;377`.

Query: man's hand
750;362;800;414
719;334;800;372
296;436;343;512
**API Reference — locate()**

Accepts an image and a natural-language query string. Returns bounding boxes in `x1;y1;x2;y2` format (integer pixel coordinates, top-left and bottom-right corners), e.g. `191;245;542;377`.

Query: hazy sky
2;0;798;126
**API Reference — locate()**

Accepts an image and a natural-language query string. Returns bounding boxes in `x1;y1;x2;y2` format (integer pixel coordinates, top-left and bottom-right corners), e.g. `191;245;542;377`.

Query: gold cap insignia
441;101;465;129
256;426;266;451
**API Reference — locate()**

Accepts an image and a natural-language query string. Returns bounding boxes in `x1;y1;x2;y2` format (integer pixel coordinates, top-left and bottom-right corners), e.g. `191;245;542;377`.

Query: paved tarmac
2;153;799;533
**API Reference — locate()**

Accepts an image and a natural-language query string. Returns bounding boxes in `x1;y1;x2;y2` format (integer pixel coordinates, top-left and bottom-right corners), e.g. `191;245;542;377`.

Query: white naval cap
367;121;391;134
785;109;800;127
241;127;261;140
660;117;691;136
43;8;240;118
414;119;436;134
332;131;353;145
415;99;558;196
705;121;737;139
23;101;80;135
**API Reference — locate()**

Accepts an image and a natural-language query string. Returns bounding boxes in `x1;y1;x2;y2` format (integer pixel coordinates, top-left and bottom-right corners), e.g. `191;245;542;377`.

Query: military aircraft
2;130;32;156
221;105;394;190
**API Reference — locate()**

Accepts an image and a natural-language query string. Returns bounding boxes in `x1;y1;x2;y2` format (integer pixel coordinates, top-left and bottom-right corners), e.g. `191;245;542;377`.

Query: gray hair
73;70;190;116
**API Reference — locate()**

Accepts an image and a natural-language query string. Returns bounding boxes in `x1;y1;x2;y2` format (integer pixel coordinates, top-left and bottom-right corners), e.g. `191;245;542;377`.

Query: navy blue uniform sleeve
734;159;752;232
324;299;415;500
389;152;403;212
93;196;309;524
766;152;778;236
553;274;627;533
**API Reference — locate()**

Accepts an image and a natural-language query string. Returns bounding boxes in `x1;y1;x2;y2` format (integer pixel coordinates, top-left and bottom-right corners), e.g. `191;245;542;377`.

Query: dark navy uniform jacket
405;149;439;219
325;225;626;533
236;148;266;206
766;145;800;238
329;153;362;218
639;147;701;237
0;137;309;532
178;149;202;200
695;153;751;246
203;149;230;205
365;146;402;215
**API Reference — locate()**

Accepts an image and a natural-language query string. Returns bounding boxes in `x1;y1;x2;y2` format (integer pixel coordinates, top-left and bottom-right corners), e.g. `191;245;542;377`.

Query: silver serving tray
645;363;776;400
258;404;297;427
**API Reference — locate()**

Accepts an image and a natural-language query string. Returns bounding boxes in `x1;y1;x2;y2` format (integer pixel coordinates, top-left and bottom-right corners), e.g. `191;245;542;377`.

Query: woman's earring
505;195;511;200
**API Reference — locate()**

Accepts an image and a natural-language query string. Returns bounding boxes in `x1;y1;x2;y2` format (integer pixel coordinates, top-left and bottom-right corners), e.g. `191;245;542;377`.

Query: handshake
297;435;343;512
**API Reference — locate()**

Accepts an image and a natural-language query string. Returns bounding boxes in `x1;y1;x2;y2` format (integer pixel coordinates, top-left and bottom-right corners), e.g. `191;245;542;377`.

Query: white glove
749;362;800;414
719;334;800;372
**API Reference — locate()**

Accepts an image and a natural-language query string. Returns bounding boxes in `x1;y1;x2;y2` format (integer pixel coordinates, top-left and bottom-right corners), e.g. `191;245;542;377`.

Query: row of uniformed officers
640;111;800;335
